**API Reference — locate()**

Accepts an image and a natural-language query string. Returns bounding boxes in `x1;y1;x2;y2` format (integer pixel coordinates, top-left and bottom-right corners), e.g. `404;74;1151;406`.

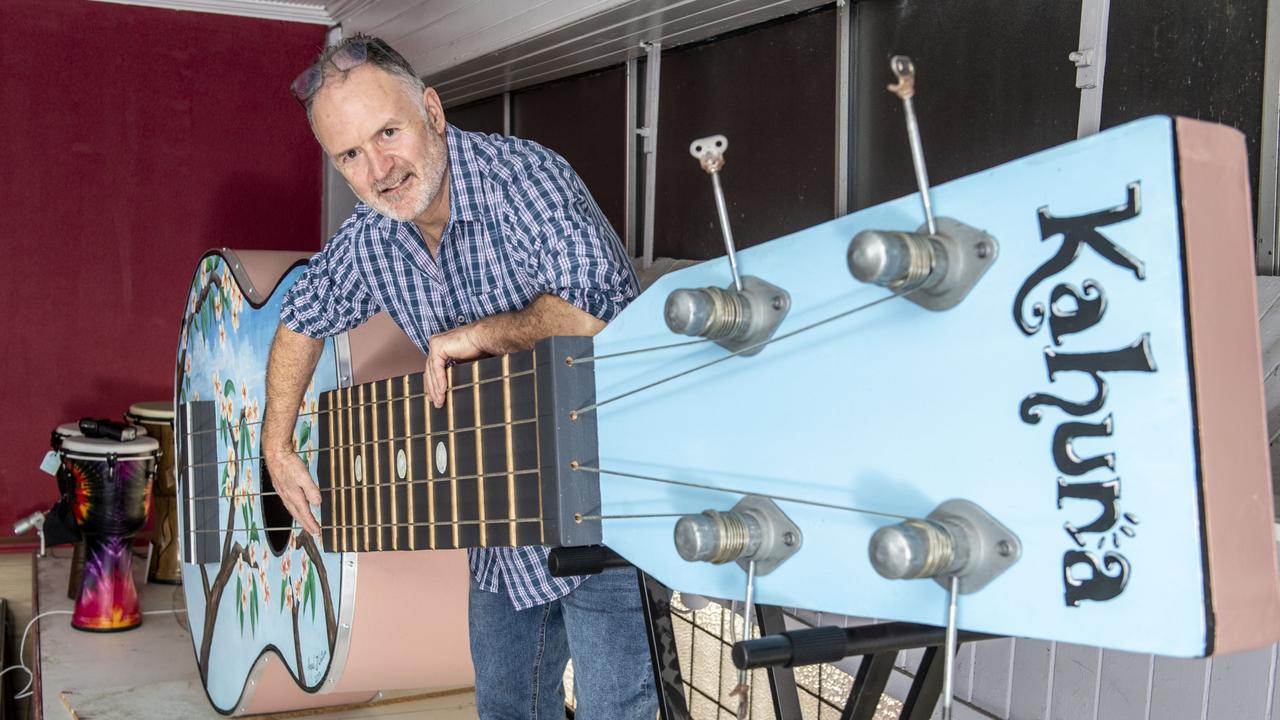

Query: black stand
734;620;996;720
548;546;809;720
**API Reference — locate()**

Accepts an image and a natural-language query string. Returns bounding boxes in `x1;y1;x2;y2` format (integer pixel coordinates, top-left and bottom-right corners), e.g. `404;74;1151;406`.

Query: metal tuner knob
867;499;1021;594
675;508;762;565
673;496;802;575
664;286;751;340
847;229;947;292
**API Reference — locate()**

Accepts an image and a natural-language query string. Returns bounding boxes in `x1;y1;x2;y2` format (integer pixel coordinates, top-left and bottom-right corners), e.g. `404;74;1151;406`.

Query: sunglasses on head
290;39;377;104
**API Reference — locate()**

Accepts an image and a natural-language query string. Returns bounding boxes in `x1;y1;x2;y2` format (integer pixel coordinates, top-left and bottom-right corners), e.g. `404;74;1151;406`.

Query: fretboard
315;335;600;553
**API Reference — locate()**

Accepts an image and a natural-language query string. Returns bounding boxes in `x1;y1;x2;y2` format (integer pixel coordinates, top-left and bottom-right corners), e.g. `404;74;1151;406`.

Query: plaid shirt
281;124;638;610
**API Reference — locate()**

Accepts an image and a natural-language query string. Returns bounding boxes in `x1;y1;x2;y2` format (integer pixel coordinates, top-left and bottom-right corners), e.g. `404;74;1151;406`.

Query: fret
430;374;453;550
355;384;367;550
334;387;346;552
384;378;399;550
508;351;543;545
473;360;487;547
451;363;481;548
369;380;385;551
501;348;537;543
408;373;431;550
346;385;358;552
379;380;393;551
400;375;414;550
318;392;335;552
479;356;512;547
502;355;516;545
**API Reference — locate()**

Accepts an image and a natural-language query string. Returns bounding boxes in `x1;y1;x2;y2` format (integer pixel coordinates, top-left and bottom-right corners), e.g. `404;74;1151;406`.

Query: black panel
178;400;219;564
535;335;601;547
654;8;837;259
513;66;628;238
447;95;506;136
852;0;1081;211
1102;0;1266;213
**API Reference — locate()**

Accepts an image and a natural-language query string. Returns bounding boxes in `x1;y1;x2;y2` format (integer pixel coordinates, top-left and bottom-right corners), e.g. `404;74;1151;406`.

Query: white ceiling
92;0;828;105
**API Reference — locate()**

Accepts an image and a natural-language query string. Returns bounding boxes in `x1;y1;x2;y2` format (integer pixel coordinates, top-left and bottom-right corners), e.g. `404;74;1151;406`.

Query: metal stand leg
637;571;692;720
754;605;802;720
841;652;896;720
901;646;946;720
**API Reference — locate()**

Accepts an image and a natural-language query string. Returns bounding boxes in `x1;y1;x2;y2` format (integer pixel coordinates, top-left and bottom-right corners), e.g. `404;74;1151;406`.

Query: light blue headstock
590;116;1280;658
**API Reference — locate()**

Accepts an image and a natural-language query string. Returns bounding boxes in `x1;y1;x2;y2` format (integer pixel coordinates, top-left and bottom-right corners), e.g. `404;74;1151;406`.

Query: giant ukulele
174;112;1280;714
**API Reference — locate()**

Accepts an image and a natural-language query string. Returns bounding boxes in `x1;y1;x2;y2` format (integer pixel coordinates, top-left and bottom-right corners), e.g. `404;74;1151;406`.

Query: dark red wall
0;0;326;545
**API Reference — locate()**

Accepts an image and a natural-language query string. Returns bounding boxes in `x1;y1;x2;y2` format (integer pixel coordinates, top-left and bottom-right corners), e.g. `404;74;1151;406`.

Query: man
261;35;656;719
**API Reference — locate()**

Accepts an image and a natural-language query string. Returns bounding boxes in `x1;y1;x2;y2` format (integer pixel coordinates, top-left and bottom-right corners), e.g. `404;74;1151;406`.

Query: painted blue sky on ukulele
178;255;343;710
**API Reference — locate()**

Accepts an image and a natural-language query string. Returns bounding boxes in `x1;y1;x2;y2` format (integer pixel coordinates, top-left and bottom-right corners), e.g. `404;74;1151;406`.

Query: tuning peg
868;499;1020;594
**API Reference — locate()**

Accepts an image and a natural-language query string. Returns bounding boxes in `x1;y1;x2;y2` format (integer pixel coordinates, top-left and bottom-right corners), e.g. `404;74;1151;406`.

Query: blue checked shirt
281;124;639;610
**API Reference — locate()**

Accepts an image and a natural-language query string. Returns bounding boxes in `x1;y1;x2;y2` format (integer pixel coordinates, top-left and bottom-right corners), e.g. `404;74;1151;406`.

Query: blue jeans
468;568;657;719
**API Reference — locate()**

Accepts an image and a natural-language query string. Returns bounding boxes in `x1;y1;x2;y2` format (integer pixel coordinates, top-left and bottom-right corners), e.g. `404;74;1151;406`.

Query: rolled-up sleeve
504;152;638;323
280;217;380;337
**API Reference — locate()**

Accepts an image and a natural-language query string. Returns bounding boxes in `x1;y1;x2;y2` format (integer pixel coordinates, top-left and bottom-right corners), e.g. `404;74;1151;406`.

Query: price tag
39;451;60;476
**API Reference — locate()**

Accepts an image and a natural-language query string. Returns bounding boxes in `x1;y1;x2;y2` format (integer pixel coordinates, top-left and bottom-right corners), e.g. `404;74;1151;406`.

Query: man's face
310;64;447;223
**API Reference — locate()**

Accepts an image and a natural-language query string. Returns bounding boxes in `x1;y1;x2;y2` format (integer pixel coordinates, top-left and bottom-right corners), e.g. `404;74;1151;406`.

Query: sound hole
259;459;295;554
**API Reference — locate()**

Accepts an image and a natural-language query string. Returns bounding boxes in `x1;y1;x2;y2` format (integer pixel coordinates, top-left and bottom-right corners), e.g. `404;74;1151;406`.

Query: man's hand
264;449;322;535
425;294;605;408
263;323;325;536
426;324;485;408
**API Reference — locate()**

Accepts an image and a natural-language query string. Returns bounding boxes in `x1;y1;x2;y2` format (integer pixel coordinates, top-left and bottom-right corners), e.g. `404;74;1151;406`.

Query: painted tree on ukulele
179;256;336;683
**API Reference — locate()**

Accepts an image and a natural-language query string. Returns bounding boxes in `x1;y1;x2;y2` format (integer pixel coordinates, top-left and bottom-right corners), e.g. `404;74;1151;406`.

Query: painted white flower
218;324;226;348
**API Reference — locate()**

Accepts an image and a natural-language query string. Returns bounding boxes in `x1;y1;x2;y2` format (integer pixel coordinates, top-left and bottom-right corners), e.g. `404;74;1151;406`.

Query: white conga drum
59;434;158;631
125;401;180;584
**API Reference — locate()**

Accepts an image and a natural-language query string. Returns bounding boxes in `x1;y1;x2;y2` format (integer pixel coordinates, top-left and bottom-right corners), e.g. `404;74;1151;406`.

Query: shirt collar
445;123;484;224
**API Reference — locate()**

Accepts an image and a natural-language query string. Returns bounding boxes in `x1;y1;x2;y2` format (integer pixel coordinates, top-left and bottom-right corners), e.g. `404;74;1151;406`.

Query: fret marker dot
435;441;448;475
396;449;407;479
354;456;363;484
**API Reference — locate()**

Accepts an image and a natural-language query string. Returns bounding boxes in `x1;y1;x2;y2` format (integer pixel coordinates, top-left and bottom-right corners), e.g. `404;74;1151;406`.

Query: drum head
60;435;159;458
127;401;174;421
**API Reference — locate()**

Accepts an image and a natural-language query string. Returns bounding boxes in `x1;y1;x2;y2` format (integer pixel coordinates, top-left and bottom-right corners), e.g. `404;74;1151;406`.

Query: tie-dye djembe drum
50;422;88;600
59;434;158;631
125;401;180;585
